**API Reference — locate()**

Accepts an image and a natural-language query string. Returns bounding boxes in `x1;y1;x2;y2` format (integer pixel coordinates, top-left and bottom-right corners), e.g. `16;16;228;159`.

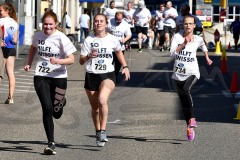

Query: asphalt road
0;46;240;160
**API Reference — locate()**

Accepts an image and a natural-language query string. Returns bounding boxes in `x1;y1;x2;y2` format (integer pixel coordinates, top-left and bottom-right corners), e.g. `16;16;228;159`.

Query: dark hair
42;10;58;23
0;3;17;22
183;15;196;24
181;4;190;12
84;9;88;14
160;3;165;7
110;1;115;5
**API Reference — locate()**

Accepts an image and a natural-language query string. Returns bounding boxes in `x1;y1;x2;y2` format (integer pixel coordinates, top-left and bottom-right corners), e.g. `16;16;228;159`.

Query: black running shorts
84;72;116;91
2;47;16;58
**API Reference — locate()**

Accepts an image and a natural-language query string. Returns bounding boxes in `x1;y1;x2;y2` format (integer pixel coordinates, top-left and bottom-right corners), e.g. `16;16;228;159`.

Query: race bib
91;58;108;73
174;62;188;76
36;60;62;76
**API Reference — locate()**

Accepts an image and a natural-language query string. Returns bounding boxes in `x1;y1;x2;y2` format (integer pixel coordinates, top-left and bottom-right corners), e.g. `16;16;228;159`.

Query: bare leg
5;56;15;99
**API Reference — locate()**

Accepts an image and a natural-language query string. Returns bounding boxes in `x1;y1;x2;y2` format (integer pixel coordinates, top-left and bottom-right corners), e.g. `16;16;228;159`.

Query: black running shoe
44;142;56;155
53;97;66;119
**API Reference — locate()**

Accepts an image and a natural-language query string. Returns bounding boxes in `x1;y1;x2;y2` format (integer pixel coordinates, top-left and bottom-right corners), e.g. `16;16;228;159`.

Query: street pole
225;0;228;47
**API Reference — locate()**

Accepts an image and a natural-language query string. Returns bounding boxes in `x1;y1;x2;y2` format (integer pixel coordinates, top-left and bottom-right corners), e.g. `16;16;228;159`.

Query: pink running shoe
188;118;198;128
187;128;195;141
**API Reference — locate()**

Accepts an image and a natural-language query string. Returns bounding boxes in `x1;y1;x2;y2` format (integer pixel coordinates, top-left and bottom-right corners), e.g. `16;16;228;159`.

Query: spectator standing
133;0;151;53
163;1;178;50
104;1;118;20
79;9;90;44
0;3;18;104
214;29;220;44
230;16;240;50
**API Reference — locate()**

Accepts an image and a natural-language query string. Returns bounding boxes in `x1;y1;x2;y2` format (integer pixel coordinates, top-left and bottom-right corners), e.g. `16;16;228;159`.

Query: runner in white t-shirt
103;1;118;20
170;15;212;142
24;11;76;155
154;3;165;51
0;3;19;104
123;1;135;50
133;1;151;52
163;1;178;50
107;11;132;80
79;13;130;147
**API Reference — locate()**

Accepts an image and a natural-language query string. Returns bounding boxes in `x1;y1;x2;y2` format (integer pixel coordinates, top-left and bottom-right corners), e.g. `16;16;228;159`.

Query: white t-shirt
155;10;165;30
104;8;118;19
170;33;208;81
65;14;72;28
175;14;202;34
0;17;18;48
107;18;132;51
32;30;77;78
80;34;121;74
133;8;151;28
80;14;90;29
123;9;136;28
163;7;178;28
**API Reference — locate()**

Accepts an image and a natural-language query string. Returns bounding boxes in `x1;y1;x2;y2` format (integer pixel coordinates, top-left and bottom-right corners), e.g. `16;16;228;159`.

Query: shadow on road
116;54;240;124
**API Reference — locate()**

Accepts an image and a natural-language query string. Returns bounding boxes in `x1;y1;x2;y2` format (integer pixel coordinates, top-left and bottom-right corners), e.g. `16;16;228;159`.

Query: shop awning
79;0;104;2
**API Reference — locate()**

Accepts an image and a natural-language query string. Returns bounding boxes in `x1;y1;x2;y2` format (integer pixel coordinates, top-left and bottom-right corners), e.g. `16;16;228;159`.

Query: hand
88;49;98;58
206;57;213;65
184;36;193;44
1;40;6;46
50;57;59;65
24;65;31;71
122;67;130;81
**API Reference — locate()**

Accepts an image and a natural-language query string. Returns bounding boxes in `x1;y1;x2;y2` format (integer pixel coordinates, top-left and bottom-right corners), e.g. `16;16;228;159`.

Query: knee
92;107;99;114
182;86;190;94
98;96;108;107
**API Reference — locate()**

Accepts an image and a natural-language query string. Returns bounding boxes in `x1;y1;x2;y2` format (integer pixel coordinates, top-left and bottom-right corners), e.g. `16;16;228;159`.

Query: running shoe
53;97;66;119
159;47;163;52
44;142;56;155
5;98;14;104
96;131;105;147
100;130;108;142
187;128;195;141
137;48;142;53
188;118;198;128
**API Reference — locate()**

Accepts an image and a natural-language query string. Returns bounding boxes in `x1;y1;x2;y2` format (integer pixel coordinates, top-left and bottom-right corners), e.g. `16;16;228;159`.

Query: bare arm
24;45;37;71
50;53;75;65
115;50;130;81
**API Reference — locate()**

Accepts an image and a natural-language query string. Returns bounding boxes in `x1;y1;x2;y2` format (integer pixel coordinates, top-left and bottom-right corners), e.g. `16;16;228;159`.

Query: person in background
79;13;130;147
65;12;72;29
163;1;178;50
230;16;240;50
24;11;76;155
175;4;203;36
0;28;4;83
154;3;165;52
123;1;135;50
0;3;18;104
108;11;132;82
103;1;118;20
170;15;212;142
79;9;90;44
133;0;151;53
214;29;220;44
